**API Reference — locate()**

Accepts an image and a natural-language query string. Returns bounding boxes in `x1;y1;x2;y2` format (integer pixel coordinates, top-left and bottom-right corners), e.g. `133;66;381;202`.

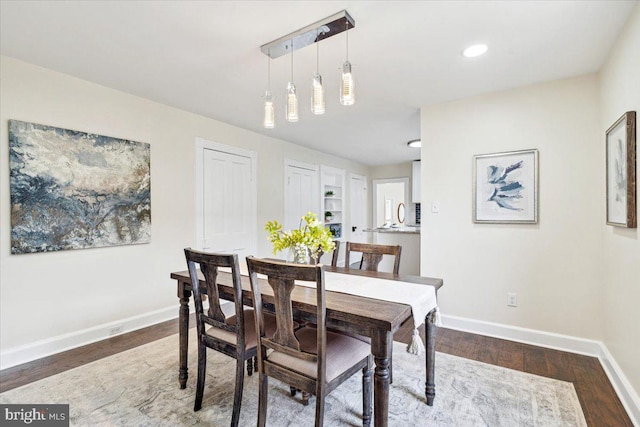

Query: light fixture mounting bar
260;10;354;58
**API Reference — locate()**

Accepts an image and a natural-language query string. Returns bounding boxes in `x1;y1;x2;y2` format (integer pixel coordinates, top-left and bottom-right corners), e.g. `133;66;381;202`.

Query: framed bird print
473;149;539;224
606;111;636;228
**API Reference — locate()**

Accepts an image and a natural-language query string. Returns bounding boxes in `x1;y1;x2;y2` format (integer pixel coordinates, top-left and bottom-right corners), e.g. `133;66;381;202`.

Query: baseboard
441;314;640;426
0;305;182;370
598;345;640;427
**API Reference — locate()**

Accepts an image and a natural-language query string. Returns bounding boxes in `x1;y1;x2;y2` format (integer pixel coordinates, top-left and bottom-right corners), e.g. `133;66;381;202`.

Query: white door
284;159;319;231
348;174;368;267
349;173;368;243
196;139;257;261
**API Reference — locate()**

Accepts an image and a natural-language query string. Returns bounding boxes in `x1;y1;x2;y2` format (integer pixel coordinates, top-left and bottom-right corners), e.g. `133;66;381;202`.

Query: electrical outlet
431;201;440;213
108;324;124;336
507;293;518;307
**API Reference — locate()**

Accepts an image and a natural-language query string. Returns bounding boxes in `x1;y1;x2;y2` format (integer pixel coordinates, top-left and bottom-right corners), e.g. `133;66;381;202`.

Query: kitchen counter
364;227;420;234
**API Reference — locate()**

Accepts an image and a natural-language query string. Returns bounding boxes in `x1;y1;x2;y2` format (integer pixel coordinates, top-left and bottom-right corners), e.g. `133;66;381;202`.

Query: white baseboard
0;305;181;371
442;314;640;426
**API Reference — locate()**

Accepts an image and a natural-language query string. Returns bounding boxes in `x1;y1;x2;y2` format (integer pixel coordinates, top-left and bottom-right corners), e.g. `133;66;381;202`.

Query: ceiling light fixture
407;139;422;148
462;44;488;58
286;40;299;122
311;29;325;115
260;10;355;126
263;49;275;129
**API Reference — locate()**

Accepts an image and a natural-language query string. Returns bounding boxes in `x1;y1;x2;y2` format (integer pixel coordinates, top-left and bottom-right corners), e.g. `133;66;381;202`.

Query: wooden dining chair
345;242;402;274
246;257;373;427
330;239;340;267
184;248;277;427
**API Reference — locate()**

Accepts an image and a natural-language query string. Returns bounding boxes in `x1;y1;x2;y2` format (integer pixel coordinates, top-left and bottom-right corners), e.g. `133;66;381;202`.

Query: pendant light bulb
263;90;275;128
311;30;325;115
286;82;299;122
286;40;299;122
312;74;325;114
340;24;354;106
263;50;275;128
340;61;354;106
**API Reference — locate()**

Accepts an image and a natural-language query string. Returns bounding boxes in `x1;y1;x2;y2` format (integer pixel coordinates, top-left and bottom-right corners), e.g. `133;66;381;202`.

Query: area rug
0;329;587;426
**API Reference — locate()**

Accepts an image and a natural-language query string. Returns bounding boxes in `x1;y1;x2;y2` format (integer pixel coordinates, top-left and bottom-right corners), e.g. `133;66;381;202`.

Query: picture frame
9;120;151;254
606;111;636;228
473;149;539;224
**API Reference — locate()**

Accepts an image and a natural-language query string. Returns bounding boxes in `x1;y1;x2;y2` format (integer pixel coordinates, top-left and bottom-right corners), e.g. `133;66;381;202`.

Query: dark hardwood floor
1;317;633;426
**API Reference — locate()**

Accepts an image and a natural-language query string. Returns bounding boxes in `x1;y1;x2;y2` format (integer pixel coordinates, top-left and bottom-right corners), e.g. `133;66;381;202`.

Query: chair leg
254;356;258;373
257;373;269;427
194;345;206;412
231;358;244;427
389;355;393;384
290;386;297;396
362;356;373;427
302;391;310;406
315;391;325;427
247;358;253;376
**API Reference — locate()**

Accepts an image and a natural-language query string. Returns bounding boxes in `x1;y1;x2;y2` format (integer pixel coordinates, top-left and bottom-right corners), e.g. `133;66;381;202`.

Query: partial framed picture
606;111;636;228
473;149;539;224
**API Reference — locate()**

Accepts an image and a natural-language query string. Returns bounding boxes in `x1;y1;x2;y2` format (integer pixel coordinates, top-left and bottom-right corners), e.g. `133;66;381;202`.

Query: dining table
170;264;443;427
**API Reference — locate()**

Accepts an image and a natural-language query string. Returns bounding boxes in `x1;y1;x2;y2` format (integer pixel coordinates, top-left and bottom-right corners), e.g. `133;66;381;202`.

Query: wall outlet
431;201;440;213
108;324;124;336
507;293;518;307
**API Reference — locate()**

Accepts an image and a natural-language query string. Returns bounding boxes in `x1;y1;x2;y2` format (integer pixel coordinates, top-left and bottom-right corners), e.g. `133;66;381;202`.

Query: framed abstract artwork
473;149;539;224
9;120;151;254
606;111;636;228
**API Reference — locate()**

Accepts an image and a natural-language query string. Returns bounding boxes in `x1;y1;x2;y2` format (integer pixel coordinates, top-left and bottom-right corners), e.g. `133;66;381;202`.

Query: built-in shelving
320;166;346;240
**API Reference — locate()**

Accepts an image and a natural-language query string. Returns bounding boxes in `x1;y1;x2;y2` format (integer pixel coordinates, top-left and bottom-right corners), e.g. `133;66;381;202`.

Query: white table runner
297;272;440;355
220;265;440;354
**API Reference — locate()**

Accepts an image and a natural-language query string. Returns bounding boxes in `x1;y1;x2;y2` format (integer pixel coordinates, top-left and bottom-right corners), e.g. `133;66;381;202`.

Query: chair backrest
345;242;402;274
246;257;326;379
184;248;247;350
330;240;340;267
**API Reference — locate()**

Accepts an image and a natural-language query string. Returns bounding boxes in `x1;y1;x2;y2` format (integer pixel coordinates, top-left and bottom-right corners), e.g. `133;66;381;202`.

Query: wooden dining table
170;265;443;427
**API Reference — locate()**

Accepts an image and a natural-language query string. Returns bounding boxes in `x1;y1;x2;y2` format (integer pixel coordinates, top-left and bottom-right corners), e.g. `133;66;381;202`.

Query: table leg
425;309;437;405
371;329;392;427
178;284;191;389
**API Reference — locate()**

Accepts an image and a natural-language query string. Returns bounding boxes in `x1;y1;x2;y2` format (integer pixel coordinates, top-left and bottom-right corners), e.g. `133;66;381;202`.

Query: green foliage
265;212;336;263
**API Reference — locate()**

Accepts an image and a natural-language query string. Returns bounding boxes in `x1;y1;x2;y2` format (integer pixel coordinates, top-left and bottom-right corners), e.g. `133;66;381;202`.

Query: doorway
372;177;409;228
194;138;257;260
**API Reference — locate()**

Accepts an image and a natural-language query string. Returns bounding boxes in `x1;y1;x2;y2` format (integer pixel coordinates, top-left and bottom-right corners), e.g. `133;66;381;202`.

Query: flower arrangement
265;212;336;264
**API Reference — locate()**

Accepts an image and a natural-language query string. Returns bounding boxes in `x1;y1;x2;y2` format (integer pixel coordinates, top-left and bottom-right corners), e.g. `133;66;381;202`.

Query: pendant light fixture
286;40;299;122
263;49;275;129
340;21;354;106
259;10;355;126
311;29;325;115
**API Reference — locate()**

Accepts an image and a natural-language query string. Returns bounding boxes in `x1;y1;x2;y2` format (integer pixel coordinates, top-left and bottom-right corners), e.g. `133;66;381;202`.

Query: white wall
600;3;640;404
0;57;369;366
420;74;603;340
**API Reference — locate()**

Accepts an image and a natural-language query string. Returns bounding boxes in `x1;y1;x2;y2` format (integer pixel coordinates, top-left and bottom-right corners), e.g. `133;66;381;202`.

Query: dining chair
345;242;402;274
330;239;340;267
184;248;277;427
246;257;373;427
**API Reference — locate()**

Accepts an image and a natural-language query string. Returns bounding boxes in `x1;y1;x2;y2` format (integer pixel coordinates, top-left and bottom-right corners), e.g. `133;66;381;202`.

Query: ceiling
0;1;636;165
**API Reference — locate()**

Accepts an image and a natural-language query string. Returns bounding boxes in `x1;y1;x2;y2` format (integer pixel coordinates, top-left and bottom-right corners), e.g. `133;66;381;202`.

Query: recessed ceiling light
407;139;421;148
462;44;488;58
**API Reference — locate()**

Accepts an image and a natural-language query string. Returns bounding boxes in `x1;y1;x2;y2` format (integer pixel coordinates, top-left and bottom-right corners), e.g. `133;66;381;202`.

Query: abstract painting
473;149;538;224
9;120;151;254
606;111;636;228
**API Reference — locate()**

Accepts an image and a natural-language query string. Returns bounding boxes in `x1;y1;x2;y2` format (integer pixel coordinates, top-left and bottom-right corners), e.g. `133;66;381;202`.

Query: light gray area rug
1;329;587;426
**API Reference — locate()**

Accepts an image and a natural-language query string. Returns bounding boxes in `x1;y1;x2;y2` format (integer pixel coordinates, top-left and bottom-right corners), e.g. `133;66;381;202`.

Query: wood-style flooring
0;316;633;426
